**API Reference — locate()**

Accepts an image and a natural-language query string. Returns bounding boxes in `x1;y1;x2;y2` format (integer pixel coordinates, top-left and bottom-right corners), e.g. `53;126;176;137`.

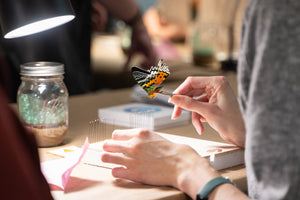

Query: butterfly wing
131;66;151;87
131;59;170;98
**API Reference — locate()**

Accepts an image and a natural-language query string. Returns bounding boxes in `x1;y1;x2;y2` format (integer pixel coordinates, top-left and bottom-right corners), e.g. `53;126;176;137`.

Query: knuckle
184;96;193;104
180;96;194;109
186;76;193;81
112;129;121;137
129;142;143;156
137;128;151;138
215;76;228;85
186;76;196;85
101;153;110;162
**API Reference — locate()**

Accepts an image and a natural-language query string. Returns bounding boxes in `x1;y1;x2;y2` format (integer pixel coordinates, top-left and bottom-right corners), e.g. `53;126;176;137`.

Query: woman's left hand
101;128;219;198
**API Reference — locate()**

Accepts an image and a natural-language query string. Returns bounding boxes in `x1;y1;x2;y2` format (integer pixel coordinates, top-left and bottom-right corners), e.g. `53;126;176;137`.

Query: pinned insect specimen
131;59;172;98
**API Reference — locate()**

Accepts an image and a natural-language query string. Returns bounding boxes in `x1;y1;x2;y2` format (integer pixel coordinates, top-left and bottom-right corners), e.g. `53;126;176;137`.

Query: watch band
196;177;233;200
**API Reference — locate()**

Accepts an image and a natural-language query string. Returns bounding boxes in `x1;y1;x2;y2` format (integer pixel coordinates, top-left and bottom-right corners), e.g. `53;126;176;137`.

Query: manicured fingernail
196;127;203;135
171;109;176;120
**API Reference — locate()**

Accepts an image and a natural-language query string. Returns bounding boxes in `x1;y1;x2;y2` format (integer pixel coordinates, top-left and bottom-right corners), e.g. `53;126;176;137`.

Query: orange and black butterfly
131;59;170;98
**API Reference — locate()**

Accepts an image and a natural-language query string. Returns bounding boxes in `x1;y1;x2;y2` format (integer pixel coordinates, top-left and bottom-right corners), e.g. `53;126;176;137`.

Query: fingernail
171;109;176;120
196;127;203;135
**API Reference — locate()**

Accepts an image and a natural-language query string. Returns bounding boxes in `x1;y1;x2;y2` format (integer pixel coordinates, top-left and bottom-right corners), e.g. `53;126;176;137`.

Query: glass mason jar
17;62;68;147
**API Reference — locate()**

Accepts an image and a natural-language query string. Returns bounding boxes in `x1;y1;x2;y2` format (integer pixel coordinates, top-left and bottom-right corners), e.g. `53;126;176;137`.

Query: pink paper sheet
41;138;90;190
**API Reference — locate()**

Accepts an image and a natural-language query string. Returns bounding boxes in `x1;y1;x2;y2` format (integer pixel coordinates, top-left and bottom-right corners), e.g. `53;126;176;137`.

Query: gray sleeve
237;0;300;199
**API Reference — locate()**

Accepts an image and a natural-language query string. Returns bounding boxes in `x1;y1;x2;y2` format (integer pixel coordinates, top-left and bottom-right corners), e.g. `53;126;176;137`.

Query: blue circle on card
124;106;161;114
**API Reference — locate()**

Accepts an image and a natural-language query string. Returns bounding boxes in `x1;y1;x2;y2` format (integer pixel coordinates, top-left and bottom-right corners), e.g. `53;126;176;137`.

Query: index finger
102;139;129;154
112;129;142;140
173;76;213;96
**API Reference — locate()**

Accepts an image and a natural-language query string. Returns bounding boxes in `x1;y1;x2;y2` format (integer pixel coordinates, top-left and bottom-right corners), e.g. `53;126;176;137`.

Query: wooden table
38;80;247;200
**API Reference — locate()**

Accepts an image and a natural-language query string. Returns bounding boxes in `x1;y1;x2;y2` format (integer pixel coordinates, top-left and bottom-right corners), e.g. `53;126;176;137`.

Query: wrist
196;177;233;200
175;152;219;199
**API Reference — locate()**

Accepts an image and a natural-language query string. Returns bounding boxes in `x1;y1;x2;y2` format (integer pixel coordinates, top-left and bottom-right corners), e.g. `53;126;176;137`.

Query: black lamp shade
0;0;75;39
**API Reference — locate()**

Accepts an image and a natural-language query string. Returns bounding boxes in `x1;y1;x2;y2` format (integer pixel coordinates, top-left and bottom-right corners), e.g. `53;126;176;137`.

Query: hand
169;76;245;147
101;128;219;198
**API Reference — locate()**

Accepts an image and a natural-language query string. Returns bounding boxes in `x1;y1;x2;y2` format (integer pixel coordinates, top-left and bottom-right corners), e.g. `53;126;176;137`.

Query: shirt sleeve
0;86;53;200
238;0;300;199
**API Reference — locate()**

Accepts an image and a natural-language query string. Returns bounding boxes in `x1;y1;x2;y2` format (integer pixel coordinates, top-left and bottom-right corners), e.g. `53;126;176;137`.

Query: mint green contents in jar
17;62;68;147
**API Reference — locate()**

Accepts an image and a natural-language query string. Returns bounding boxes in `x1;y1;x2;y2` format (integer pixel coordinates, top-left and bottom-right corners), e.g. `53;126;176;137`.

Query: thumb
169;95;212;117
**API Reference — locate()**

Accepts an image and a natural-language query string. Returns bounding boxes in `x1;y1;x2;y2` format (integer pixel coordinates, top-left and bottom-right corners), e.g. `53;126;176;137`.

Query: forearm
175;146;248;200
177;162;219;199
97;0;140;22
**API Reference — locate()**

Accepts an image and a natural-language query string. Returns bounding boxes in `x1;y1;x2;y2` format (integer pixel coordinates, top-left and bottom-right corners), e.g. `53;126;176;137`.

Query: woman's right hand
168;76;245;147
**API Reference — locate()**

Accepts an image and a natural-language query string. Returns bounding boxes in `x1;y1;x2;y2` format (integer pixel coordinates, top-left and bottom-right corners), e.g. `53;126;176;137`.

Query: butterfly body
132;59;170;98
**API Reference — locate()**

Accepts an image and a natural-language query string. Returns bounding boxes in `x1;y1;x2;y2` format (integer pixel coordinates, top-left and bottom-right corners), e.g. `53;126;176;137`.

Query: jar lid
20;62;64;76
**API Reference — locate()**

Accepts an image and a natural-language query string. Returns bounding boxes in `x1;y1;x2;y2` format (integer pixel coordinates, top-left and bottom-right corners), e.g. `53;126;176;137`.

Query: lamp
0;0;75;39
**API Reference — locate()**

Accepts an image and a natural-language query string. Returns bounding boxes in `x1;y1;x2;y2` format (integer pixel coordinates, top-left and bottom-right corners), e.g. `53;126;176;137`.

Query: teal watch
196;177;233;200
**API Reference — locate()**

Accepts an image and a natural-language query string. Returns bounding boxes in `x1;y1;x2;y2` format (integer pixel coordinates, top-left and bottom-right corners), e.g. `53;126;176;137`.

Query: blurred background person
143;0;200;42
